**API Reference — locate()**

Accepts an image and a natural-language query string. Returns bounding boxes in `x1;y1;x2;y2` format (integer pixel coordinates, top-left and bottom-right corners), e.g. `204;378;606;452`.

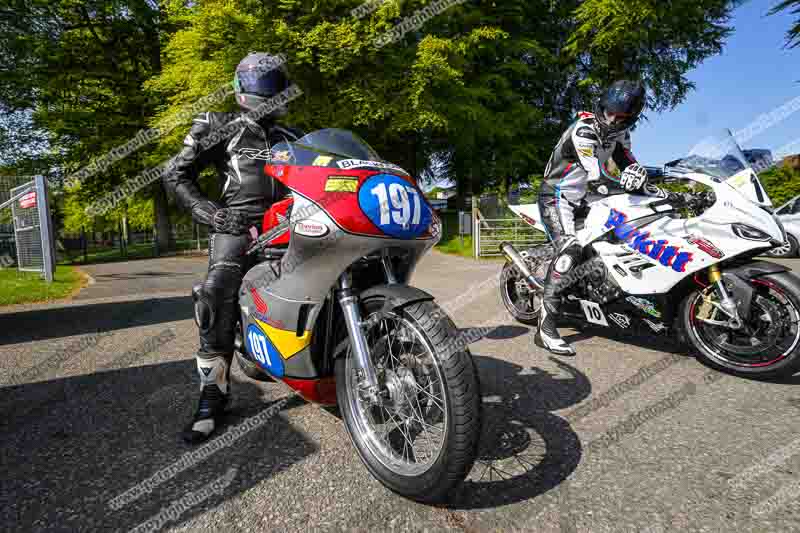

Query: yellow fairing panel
254;319;311;359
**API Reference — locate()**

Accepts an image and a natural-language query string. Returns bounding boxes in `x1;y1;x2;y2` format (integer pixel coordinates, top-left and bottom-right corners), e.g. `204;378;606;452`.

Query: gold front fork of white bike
705;264;743;329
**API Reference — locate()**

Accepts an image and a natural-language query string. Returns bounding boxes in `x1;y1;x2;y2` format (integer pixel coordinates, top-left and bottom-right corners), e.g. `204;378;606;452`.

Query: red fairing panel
264;165;418;237
261;197;293;245
282;376;338;406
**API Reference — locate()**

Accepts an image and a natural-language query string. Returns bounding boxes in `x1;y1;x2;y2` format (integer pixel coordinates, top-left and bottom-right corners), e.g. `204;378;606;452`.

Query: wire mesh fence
11;181;44;273
476;217;547;257
0;175;40;271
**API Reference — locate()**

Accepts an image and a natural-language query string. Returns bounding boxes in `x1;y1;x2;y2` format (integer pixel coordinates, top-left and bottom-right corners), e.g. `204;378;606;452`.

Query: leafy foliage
565;0;737;112
1;0;746;230
771;0;800;48
760;163;800;207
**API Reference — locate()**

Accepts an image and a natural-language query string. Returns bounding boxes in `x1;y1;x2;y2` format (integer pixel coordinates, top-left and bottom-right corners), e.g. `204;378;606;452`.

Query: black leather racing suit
164;112;304;363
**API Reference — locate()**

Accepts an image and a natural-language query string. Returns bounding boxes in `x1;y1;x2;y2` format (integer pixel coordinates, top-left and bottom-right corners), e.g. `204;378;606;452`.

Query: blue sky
633;1;800;166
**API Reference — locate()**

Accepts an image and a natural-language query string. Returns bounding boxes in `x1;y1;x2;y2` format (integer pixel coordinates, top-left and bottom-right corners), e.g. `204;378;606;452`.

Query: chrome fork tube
337;273;381;399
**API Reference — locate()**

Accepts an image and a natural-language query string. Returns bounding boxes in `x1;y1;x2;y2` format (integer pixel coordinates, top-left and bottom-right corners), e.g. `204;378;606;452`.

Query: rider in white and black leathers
535;80;669;356
163;53;303;443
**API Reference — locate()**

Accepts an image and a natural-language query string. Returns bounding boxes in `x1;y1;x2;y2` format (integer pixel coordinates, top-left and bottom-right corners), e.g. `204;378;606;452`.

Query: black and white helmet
593;80;646;140
233;52;291;115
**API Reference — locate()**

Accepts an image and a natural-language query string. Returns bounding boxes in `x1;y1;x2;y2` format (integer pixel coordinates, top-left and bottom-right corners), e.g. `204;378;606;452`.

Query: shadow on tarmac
448;353;589;509
0;359;313;532
0;297;194;346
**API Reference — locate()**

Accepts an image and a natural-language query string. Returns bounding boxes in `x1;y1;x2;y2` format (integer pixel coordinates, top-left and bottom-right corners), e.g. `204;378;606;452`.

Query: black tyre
335;297;481;504
766;234;798;258
499;245;552;326
680;271;800;378
500;262;539;325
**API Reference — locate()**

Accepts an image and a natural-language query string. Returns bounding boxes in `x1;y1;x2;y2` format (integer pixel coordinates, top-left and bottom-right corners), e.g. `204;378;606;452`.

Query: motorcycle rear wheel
335;297;481;503
500;245;551;326
681;272;800;378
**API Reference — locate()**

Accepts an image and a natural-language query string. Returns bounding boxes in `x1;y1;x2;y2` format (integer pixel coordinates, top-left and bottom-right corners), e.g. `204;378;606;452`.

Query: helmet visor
236;67;289;98
601;84;644;130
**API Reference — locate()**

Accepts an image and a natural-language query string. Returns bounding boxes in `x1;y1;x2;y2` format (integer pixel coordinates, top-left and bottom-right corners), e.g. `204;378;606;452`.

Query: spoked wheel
682;274;800;378
500;245;552;326
335;298;481;503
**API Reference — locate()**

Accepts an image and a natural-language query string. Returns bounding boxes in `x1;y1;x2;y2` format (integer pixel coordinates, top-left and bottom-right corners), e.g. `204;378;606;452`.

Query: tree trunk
153;182;172;254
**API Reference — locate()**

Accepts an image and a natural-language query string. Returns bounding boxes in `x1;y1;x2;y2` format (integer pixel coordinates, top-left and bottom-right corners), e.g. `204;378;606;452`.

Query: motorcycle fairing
515;182;782;296
508;203;596;244
245;323;286;378
265;163;434;241
240;171;435;381
726;168;772;208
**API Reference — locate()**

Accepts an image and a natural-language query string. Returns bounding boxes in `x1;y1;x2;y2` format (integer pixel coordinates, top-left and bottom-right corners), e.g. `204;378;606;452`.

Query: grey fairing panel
359;284;436;308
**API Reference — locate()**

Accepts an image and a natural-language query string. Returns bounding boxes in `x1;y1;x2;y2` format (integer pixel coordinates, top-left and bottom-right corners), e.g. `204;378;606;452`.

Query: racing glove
619;163;648;192
192;201;250;235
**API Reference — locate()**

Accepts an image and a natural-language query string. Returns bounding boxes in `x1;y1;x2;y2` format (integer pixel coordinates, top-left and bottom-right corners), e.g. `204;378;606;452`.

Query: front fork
336;272;382;403
705;265;743;329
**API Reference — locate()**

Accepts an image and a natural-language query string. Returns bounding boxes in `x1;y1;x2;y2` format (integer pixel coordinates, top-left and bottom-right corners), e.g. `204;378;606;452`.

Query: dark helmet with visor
593;80;646;140
233;52;291;116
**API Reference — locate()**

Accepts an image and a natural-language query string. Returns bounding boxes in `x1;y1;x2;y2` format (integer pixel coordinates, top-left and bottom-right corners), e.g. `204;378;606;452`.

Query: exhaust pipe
500;242;544;291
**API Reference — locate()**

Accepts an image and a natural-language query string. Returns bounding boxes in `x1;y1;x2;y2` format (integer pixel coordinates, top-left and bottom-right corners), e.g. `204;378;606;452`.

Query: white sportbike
500;130;800;378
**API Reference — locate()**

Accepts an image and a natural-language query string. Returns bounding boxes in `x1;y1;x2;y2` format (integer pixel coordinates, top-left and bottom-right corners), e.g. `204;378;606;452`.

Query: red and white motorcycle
500;130;800;378
230;129;481;502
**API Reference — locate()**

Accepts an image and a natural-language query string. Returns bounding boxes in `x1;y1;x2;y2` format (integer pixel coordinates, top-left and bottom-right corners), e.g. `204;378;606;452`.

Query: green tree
0;0;171;249
1;0;749;231
565;0;739;111
771;0;800;48
760;164;800;208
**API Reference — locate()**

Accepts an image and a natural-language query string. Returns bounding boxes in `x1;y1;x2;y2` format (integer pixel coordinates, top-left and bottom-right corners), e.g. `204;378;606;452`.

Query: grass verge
436;236;476;259
0;265;87;306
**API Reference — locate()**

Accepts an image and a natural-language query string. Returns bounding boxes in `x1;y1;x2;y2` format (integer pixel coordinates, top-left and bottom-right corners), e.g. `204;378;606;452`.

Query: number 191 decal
358;174;432;239
246;325;284;377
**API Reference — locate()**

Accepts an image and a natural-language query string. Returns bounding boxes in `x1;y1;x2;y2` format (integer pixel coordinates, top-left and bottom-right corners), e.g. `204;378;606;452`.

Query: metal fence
60;223;211;263
475;216;547;257
0;175;56;281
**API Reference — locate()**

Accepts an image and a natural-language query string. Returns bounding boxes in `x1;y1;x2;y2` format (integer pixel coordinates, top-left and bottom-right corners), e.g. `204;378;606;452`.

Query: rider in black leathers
535;80;669;356
163;52;304;443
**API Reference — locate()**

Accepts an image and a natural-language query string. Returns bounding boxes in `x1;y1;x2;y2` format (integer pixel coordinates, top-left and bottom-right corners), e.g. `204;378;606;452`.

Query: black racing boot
182;355;231;444
534;259;577;356
534;301;576;356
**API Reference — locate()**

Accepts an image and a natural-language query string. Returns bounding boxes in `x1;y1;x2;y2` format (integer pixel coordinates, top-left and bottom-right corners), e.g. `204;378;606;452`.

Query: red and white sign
19;191;36;209
294;220;329;238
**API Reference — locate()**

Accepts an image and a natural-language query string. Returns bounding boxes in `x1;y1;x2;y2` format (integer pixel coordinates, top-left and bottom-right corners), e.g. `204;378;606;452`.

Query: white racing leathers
535;112;639;355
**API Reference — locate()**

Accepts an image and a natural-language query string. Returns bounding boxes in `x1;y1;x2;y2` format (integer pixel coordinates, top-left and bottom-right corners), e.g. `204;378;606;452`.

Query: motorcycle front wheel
681;272;800;378
335;296;481;503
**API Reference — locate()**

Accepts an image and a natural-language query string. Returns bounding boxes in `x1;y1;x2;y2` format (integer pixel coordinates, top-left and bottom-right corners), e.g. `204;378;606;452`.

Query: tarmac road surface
1;253;800;532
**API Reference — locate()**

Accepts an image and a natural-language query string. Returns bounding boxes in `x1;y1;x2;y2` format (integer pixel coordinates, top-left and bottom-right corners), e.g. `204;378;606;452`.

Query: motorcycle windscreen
726;168;773;208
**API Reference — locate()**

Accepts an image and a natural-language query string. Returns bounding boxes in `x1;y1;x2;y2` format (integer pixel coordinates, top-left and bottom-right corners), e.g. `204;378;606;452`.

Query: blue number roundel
245;324;284;378
358;174;433;239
